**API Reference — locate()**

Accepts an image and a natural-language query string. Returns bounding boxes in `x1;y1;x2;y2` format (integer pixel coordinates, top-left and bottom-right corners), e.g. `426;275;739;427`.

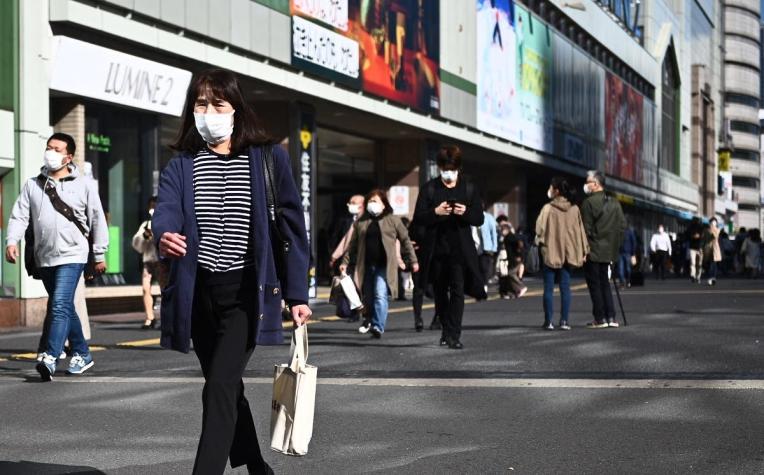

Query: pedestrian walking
617;223;637;287
497;223;527;299
478;208;499;293
412;145;486;349
152;69;311;475
132;196;160;329
329;194;364;320
741;229;761;278
409;214;439;331
340;190;418;338
686;217;704;283
580;171;626;329
704;218;722;286
734;227;748;274
535;177;588;330
649;224;672;280
5;132;108;381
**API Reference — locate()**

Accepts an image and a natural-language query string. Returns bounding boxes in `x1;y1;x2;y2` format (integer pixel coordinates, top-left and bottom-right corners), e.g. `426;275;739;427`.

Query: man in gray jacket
5;133;108;381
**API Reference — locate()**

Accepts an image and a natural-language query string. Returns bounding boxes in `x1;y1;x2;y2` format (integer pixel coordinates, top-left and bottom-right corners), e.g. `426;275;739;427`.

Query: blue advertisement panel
476;0;517;141
476;1;552;153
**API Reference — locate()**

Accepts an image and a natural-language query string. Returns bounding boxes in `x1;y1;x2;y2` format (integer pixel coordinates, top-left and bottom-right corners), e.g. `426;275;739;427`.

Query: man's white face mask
44;150;67;171
348;203;361;216
194;111;235;144
441;170;459;183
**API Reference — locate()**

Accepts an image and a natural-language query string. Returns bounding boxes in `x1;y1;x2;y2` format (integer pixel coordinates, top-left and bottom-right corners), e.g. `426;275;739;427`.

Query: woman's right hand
159;232;187;258
435;201;452;216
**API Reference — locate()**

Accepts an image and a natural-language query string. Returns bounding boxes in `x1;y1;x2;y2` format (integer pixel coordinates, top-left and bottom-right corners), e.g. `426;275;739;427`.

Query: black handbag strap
261;145;279;223
37;176;89;238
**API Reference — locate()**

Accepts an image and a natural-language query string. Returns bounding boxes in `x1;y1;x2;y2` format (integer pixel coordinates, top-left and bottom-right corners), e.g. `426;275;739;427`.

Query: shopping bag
339;274;363;310
270;325;317;456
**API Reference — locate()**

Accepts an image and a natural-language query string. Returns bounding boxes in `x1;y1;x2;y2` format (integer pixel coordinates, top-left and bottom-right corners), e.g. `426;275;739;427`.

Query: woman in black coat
153;69;311;475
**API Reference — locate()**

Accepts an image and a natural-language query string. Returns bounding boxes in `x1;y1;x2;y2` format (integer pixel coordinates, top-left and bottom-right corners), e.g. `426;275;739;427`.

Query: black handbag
24;225;40;279
40;178;98;280
261;145;291;285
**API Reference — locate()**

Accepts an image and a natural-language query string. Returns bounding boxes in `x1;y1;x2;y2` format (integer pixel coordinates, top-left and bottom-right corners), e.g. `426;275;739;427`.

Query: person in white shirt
650;225;672;280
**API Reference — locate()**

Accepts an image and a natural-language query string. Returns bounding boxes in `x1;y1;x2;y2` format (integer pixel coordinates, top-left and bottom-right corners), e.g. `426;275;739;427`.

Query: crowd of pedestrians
5;65;764;475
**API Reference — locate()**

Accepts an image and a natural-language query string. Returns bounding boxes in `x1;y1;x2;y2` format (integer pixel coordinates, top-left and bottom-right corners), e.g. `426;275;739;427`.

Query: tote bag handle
289;325;309;373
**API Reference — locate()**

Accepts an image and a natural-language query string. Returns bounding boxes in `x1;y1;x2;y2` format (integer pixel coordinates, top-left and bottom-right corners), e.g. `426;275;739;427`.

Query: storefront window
85;103;159;285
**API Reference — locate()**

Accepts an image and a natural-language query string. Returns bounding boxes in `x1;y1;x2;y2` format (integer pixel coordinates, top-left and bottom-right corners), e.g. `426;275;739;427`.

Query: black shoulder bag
261;146;291;285
42;179;98;280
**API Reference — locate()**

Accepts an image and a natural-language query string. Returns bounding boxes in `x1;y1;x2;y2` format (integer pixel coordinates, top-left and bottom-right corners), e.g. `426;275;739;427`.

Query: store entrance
315;128;377;284
84;103;158;286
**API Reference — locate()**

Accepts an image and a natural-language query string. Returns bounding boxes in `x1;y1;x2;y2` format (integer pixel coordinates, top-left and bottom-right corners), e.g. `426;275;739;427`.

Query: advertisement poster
389;186;410;215
514;4;552;153
604;72;643;183
476;0;517;142
290;0;440;113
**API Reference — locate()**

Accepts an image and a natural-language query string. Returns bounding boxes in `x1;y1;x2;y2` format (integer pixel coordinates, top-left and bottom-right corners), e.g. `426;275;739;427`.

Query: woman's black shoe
414;316;424;332
448;340;464;350
439;337;449;346
141;319;157;330
248;461;274;475
429;315;442;330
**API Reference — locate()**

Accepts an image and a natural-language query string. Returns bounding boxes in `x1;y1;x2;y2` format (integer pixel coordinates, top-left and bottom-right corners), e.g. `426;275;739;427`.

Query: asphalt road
1;277;763;474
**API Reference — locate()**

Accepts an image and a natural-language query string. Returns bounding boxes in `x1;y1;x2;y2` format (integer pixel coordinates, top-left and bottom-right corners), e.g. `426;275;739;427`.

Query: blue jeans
617;253;632;284
39;263;89;357
543;264;571;324
363;266;389;332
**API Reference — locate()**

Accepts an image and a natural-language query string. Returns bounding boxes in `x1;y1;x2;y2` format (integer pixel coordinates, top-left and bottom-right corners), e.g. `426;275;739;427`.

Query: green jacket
581;191;626;263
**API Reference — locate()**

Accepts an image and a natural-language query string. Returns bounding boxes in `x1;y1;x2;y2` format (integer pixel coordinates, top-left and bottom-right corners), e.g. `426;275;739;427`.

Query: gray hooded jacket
6;165;109;268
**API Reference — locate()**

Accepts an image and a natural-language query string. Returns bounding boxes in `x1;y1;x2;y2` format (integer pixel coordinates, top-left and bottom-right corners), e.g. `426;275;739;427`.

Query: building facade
723;0;762;229
0;0;732;326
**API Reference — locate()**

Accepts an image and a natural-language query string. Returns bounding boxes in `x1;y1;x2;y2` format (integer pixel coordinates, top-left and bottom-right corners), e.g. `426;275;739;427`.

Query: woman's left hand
291;304;312;327
411;263;420;273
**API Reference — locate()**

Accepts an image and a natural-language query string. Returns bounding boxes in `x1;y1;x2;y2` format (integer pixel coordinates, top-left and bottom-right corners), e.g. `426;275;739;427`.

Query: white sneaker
358;322;371;334
518;287;528;298
36;351;67;361
608;321;620;328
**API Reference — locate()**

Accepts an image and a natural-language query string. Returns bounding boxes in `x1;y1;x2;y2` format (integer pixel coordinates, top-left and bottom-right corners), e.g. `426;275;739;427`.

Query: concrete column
2;0;52;327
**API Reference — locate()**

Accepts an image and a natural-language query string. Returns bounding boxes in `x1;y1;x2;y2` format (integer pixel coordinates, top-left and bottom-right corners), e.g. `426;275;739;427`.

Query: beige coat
342;214;417;297
535;197;589;269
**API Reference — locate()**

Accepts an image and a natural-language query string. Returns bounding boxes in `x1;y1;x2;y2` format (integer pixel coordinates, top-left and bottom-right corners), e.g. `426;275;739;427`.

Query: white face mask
367;202;384;216
148;208;155;217
348;203;361;216
194;111;235;144
583;183;592;195
547;189;554;200
44;149;68;171
441;170;459;183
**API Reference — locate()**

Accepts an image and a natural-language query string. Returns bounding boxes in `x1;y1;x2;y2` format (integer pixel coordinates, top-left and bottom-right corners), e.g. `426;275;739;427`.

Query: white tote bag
339;274;363;310
270;325;317;456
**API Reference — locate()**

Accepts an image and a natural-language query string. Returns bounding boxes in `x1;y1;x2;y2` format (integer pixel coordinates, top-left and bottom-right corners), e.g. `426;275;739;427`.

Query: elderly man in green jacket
581;171;626;328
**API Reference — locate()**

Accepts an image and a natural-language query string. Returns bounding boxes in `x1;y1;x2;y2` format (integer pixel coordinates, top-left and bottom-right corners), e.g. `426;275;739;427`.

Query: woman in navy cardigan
152;69;311;475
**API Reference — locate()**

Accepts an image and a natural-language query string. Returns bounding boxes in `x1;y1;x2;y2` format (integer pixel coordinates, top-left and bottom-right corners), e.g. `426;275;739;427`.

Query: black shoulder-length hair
171;68;271;154
361;189;393;219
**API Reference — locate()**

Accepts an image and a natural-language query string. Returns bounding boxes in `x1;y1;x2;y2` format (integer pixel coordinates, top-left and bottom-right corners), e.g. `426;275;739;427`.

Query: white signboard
292;15;359;79
50;37;192;116
292;0;348;31
389;186;410;216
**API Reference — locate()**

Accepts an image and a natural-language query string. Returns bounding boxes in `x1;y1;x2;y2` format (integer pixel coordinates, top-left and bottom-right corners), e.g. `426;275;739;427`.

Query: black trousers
584;261;616;323
654;250;668;280
191;273;266;475
432;256;466;341
479;253;495;285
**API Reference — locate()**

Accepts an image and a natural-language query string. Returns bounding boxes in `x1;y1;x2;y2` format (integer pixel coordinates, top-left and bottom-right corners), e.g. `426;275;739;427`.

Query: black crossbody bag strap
261;146;291;282
42;179;97;278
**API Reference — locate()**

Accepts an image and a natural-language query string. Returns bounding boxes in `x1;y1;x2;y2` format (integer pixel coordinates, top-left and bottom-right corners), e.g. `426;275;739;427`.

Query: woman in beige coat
341;190;418;338
535;177;589;330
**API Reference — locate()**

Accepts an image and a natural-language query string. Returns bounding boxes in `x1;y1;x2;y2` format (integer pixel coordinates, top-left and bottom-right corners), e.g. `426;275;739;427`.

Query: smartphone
447;200;457;208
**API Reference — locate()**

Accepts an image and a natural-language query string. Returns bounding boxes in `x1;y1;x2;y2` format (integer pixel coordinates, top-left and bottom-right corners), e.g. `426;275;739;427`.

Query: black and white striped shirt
193;149;254;273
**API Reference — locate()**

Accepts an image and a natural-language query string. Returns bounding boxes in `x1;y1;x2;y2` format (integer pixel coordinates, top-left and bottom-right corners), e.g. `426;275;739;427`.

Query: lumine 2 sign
50;37;192;116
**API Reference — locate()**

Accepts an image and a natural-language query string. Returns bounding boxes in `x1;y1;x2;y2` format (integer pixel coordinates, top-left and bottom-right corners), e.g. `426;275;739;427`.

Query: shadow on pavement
0;461;106;474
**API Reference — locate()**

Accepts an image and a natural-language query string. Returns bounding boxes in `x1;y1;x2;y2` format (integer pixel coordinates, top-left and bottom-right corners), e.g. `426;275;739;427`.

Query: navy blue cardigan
152;145;309;353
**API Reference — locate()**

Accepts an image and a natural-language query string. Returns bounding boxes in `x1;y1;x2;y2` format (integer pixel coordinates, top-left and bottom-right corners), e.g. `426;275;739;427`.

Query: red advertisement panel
605;72;643;183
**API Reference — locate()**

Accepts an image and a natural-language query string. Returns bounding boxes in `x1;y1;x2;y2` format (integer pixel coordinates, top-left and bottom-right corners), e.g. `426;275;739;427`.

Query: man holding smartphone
412;145;486;349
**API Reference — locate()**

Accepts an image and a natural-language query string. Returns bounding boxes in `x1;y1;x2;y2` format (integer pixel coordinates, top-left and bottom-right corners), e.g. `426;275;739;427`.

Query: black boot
429;315;441;331
414;315;424;332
